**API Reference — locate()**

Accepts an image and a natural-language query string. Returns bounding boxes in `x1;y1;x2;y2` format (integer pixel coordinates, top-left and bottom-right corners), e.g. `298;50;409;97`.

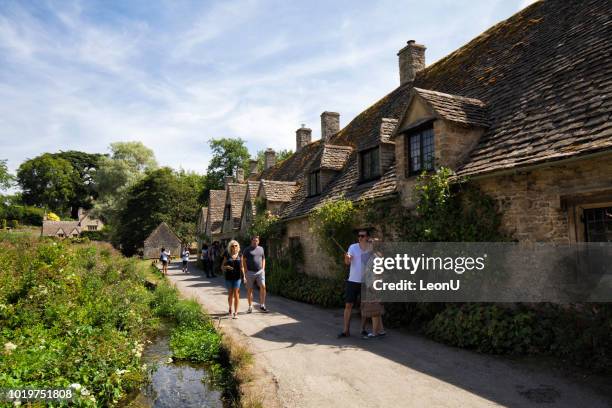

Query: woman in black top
222;240;245;319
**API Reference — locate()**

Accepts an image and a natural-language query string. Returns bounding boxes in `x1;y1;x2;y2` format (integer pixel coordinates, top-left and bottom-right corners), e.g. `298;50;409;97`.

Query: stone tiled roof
412;88;489;128
42;221;80;236
258;0;612;218
412;0;612;176
144;222;181;246
315;145;353;171
227;183;247;229
276;84;412;218
208;190;226;234
258;140;323;181
260;180;298;202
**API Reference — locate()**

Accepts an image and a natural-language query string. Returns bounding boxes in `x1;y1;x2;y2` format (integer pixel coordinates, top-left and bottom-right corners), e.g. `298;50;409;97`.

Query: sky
0;0;536;178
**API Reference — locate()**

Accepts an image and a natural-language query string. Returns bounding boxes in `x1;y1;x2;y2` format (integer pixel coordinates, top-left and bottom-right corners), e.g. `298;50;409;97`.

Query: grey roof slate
412;88;489;128
259;180;298;202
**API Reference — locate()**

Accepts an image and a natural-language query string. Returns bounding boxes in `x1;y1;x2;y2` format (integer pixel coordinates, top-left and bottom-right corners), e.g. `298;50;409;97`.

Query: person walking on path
160;247;171;276
222;240;245;319
210;241;220;278
201;244;211;278
338;229;372;338
181;246;190;273
242;235;267;313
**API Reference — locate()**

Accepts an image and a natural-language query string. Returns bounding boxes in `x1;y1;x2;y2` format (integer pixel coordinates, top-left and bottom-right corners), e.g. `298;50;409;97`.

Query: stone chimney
397;40;426;85
249;159;258;176
296;125;312;152
235;168;245;183
224;175;234;189
264;148;276;170
321;111;340;141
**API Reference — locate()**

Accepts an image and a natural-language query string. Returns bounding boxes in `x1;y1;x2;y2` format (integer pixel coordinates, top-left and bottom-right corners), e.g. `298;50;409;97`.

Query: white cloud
0;0;528;179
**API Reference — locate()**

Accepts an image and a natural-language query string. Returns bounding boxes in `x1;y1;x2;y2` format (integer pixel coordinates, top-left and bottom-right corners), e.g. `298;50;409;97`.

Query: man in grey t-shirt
241;235;267;313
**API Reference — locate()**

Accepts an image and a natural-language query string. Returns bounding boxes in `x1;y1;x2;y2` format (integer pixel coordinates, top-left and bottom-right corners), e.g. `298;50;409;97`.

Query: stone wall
475;153;612;243
284;216;336;278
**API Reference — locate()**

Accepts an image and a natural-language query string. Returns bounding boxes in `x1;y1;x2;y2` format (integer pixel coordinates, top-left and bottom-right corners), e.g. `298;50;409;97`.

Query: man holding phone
338;229;371;338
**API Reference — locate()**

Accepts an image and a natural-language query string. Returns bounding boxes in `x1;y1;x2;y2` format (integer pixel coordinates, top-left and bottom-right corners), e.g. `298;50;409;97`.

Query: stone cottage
205;0;612;277
143;222;182;259
41;208;104;238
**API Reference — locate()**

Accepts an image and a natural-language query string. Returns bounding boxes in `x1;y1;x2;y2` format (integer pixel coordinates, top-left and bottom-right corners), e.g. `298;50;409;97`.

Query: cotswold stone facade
475;154;612;243
203;0;612;278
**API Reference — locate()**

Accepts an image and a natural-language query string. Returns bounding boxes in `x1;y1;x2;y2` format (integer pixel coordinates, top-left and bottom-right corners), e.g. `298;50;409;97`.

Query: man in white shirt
338;229;372;338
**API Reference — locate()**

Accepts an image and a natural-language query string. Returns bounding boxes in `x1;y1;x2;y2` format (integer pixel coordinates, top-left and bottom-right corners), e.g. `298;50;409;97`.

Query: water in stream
125;327;223;408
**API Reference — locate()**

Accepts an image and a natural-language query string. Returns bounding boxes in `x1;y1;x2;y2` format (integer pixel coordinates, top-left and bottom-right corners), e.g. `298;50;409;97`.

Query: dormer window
407;127;434;176
308;170;321;196
360;147;380;182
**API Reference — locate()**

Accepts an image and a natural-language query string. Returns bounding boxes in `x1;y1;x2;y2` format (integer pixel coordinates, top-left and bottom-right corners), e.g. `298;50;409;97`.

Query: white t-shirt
182;250;190;261
347;243;371;283
161;251;170;261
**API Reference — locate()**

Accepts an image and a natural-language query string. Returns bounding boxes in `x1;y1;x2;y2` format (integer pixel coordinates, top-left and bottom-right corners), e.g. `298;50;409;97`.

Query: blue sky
0;0;535;176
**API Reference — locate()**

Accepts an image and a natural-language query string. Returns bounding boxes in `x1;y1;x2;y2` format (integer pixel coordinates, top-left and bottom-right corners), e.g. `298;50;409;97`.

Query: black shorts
344;281;362;304
161;260;168;266
182;260;188;266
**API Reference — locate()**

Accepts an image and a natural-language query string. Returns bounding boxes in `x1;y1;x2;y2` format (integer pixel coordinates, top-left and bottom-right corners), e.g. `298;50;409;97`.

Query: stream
124;325;223;408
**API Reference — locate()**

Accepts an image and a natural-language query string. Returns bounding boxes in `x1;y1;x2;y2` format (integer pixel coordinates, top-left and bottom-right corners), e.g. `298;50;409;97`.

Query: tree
116;168;204;255
109;141;157;172
53;151;104;217
17;154;79;214
92;141;158;226
255;148;293;172
0;159;14;191
206;138;250;191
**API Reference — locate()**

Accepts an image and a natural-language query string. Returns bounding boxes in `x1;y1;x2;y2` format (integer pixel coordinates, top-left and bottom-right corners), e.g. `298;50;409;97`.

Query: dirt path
164;261;611;408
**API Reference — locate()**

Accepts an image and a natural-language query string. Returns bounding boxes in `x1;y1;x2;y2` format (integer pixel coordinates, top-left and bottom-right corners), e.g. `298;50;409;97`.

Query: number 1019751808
1;388;74;401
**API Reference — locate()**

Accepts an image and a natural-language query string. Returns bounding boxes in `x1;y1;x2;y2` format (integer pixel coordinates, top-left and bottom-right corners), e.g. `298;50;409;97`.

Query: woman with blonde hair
221;240;245;319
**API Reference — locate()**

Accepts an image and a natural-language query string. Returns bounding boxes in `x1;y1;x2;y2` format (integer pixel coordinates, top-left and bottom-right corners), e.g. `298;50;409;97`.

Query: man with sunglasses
338;229;371;338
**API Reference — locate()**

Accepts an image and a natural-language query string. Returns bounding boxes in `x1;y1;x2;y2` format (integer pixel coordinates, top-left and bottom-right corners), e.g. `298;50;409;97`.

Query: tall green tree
116;168;203;255
17;154;79;214
54;151;104;217
255;148;293;172
206;138;250;191
93;141;158;226
0;159;14;191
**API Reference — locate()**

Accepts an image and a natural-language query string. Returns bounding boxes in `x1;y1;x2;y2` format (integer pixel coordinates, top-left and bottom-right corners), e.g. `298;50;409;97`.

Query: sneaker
337;332;349;338
360;330;368;337
232;313;238;319
247;306;253;314
260;305;268;312
377;331;387;337
363;333;379;339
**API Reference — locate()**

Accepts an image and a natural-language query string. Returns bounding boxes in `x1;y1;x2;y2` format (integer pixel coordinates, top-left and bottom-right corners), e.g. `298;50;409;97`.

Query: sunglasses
231;245;238;247
358;234;367;238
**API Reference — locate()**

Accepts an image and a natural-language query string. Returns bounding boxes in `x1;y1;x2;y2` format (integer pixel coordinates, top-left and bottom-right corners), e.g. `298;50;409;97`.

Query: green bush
424;303;612;373
170;323;221;363
0;236;155;406
266;259;344;308
81;229;110;241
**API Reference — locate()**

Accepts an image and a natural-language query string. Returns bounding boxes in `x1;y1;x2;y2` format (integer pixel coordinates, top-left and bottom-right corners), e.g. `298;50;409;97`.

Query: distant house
143;222;181;259
41;208;104;238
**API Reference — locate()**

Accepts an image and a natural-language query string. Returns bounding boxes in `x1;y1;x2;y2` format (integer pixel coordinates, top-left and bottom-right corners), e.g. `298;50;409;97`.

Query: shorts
246;270;265;289
225;279;241;290
344;281;361;304
161;260;168;266
182;260;188;267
